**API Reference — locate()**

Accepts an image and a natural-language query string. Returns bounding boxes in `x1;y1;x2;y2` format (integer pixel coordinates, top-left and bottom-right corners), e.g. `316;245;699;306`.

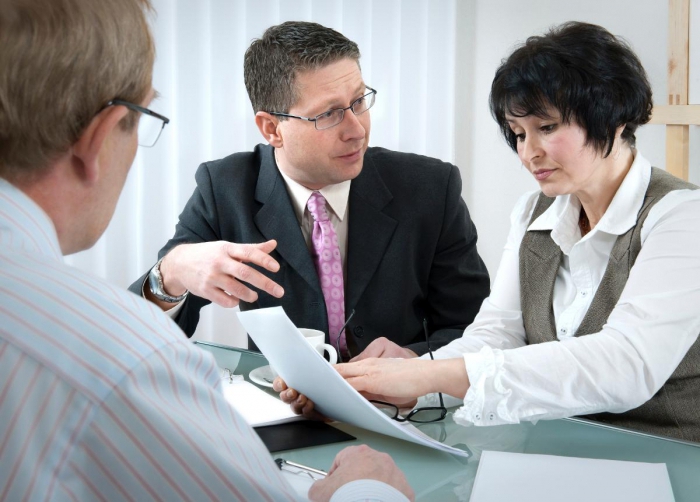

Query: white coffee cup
298;328;338;364
269;328;339;379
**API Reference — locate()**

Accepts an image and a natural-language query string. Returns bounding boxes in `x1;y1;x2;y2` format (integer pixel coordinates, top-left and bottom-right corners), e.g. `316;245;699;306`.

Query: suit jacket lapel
346;153;397;311
253;146;321;293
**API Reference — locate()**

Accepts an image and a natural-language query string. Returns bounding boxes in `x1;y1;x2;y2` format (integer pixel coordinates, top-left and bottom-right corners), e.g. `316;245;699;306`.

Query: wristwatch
148;257;189;303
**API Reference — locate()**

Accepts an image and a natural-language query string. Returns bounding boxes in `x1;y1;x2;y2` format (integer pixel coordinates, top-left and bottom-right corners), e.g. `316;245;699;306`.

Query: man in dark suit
130;21;489;358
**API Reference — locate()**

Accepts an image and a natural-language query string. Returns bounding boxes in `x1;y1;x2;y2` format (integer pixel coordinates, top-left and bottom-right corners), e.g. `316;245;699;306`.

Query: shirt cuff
329;480;410;502
453;346;519;427
415;392;463;410
140;276;185;318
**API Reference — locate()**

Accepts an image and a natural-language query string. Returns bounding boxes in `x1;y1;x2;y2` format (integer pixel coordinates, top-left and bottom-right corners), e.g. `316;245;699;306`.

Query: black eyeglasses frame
370;318;448;424
105;98;170;147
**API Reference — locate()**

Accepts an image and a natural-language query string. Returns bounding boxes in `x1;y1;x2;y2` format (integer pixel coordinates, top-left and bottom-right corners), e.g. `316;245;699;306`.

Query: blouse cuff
453;346;519;426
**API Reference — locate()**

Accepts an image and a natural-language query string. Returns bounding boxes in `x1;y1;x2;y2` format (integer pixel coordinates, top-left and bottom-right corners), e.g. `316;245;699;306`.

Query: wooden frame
648;0;700;180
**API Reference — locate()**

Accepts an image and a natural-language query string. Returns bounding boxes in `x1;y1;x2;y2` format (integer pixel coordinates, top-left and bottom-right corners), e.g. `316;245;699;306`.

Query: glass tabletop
196;341;700;501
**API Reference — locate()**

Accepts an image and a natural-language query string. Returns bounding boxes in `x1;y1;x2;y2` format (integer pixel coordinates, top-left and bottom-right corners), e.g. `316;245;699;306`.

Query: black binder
254;420;356;453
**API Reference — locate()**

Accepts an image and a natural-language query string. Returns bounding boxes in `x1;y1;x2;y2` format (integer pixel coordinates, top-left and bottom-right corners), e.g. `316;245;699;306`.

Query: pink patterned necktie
307;191;347;355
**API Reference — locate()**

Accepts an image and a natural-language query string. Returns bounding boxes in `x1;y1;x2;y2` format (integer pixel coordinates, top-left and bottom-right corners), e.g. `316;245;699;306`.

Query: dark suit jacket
130;144;490;355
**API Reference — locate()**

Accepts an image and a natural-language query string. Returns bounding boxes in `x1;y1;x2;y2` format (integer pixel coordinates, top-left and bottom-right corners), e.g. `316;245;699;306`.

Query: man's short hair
0;0;155;180
244;21;361;115
489;21;653;157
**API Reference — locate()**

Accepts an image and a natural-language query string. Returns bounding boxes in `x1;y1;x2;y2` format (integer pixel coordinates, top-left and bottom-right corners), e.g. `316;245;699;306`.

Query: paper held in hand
237;306;470;458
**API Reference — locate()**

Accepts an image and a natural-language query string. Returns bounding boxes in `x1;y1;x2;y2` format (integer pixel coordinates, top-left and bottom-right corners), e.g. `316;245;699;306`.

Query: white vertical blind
65;0;457;346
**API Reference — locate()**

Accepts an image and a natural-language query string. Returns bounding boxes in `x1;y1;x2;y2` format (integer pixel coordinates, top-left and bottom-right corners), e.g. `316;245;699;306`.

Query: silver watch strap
148;257;189;303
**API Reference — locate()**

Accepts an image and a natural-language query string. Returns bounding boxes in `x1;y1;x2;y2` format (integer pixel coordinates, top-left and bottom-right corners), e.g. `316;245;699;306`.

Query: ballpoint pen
275;458;327;480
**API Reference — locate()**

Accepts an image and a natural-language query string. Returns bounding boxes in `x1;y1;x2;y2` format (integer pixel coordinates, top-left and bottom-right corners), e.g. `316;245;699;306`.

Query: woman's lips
533;169;554;181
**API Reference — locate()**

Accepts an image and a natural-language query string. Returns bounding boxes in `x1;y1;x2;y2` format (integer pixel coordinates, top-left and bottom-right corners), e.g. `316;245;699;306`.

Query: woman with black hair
302;22;700;442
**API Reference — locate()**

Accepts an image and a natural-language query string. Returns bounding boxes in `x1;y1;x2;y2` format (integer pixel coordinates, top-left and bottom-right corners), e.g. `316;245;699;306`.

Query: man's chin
334;161;363;184
299;160;364;189
62;222;109;256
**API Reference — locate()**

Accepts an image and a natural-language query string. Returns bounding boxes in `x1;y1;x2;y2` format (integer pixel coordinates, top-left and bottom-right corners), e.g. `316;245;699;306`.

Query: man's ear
72;105;130;184
255;111;283;147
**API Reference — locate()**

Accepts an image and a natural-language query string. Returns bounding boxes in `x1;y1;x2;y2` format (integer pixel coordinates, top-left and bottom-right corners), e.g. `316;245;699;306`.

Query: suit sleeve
128;163;221;337
405;165;490;354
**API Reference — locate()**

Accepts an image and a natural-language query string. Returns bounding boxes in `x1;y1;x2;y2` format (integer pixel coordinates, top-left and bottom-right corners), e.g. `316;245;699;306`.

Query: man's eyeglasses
268;86;377;131
105;99;170;147
370;319;448;423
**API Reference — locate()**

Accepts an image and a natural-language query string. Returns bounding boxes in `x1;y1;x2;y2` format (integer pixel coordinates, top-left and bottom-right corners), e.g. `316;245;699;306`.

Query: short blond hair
0;0;155;180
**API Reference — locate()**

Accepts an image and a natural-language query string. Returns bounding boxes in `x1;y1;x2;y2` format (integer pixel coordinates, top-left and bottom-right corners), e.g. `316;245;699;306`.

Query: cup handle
319;343;338;364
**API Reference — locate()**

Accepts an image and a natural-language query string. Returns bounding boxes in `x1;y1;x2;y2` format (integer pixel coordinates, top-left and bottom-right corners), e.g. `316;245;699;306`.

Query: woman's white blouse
425;152;700;426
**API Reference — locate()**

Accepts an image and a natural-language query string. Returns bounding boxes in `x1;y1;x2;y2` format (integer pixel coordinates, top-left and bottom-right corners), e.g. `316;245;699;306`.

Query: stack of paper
470;451;675;502
237;307;470;458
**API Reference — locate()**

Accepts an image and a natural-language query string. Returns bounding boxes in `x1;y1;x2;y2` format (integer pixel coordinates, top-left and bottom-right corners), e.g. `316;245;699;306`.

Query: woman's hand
274;357;470;418
336;357;470;401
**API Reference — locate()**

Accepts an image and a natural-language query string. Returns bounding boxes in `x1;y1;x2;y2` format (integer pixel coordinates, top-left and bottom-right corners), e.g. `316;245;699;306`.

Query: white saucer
249;365;276;388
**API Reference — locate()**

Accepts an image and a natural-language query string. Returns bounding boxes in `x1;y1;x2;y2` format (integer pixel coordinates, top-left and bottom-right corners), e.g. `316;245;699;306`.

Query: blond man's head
0;0;155;182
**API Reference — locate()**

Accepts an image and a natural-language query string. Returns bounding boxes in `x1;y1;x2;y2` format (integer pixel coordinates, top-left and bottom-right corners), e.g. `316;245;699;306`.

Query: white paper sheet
470;451;675;502
221;378;304;427
237;307;470;458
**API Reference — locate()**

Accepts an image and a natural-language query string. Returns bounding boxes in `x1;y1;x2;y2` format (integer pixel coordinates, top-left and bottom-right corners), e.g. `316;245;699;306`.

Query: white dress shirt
423;152;700;427
278;167;351;281
0;178;406;501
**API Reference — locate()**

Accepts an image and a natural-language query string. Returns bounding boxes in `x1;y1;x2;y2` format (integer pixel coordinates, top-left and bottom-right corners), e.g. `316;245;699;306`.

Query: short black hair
489;21;652;157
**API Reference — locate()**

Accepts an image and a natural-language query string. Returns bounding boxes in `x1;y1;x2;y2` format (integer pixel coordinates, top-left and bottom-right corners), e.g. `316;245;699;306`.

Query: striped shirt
0;179;405;502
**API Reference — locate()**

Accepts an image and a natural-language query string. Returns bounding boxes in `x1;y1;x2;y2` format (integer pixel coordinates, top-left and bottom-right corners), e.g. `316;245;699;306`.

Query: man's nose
339;108;366;140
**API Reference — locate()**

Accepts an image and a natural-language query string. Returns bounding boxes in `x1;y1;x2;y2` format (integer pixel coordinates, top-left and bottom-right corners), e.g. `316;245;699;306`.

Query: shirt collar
277;164;351;222
527;151;652;251
0;178;62;260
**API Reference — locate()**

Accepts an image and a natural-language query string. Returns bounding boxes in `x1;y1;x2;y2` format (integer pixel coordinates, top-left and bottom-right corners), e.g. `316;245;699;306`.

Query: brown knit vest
520;167;700;442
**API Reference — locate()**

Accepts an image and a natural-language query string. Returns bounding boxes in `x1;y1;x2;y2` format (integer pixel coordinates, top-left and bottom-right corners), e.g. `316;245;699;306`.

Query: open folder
237;307;470;458
220;378;303;427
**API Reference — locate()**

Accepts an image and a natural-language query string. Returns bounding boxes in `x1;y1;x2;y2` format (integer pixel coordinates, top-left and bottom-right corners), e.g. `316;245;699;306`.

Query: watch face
148;262;167;296
148;267;163;295
148;261;186;303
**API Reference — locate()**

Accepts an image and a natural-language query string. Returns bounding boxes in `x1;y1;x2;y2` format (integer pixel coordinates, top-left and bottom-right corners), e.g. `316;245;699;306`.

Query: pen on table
275;458;327;479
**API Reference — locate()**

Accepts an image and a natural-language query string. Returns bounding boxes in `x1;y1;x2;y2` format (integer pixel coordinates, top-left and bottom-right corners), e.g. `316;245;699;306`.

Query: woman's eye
515;133;525;142
540;124;556;133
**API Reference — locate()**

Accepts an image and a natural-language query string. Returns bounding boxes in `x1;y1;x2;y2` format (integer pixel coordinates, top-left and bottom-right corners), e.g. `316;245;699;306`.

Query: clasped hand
307;445;415;502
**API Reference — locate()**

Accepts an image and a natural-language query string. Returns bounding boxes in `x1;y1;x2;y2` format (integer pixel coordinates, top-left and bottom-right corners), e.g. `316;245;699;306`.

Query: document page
470;451;675;502
237;307;470;458
221;378;304;427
